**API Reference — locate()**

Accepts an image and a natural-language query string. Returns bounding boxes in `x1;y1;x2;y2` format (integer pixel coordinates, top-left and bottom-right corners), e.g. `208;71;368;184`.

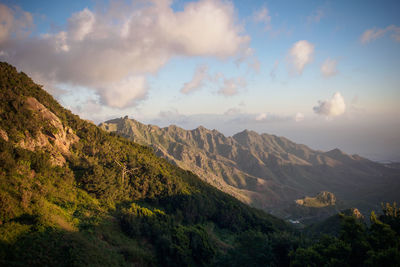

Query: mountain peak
195;125;208;131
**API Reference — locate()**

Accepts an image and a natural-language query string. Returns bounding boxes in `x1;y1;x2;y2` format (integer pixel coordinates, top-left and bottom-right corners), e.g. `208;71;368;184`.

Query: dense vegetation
292;203;400;266
0;62;292;265
0;62;399;266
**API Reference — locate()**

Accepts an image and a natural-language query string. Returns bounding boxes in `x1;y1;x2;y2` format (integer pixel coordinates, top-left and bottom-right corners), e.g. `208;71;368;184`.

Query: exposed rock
0;127;8;141
18;97;79;166
296;191;336;208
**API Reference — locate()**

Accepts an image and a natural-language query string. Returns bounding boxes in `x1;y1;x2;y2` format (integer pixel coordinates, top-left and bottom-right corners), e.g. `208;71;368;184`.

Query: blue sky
1;0;399;161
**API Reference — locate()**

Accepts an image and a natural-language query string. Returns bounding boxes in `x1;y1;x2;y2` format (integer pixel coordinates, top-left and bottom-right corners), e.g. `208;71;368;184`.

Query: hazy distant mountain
100;117;400;218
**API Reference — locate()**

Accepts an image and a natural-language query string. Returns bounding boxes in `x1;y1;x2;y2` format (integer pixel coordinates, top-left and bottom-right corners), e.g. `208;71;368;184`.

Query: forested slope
0;62;293;266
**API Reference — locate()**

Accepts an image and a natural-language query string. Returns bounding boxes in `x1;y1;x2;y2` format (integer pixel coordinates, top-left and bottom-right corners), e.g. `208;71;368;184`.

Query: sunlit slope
100;117;400;215
0;62;289;266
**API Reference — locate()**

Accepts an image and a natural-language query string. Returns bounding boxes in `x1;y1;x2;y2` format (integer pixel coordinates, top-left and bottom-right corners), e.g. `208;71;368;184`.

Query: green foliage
379;202;400;234
120;202;216;266
0;62;291;266
291;206;400;267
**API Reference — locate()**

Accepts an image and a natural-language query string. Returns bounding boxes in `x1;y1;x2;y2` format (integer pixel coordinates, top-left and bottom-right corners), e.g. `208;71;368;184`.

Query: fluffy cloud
99;76;147;108
287;40;314;74
361;25;400;44
181;65;208;94
218;77;246;96
0;0;249;108
68;8;95;42
321;58;338;78
313;92;346;117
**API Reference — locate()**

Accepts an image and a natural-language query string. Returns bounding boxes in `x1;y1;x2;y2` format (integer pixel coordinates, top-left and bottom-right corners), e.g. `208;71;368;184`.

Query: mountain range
100;117;400;219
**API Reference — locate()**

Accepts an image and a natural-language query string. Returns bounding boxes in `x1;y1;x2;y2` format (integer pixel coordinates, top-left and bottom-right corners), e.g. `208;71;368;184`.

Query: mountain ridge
100;116;400;218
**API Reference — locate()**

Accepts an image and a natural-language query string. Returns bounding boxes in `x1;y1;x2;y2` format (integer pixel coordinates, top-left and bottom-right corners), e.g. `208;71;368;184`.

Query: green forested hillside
0;62;293;266
1;62;399;266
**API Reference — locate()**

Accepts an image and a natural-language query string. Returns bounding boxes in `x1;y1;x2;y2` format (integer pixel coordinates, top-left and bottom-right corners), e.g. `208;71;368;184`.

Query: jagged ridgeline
99;116;400;220
0;62;294;266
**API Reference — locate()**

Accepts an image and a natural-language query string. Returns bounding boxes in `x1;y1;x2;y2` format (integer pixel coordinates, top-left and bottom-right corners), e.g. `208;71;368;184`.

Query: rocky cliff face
99;117;400;217
15;97;79;165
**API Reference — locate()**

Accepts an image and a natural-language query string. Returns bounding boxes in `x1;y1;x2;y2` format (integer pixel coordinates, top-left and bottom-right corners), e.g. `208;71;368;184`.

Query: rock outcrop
296;191;336;207
17;97;79;165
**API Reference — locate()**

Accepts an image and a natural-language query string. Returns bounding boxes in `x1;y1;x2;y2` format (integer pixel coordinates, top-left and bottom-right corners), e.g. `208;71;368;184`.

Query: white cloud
321;58;338;78
218;77;246;96
255;113;267;121
99;76;147;108
181;65;208;94
68;8;95;42
295;112;304;122
287;40;314;74
313;92;346;117
0;0;250;108
253;7;271;30
361;25;400;44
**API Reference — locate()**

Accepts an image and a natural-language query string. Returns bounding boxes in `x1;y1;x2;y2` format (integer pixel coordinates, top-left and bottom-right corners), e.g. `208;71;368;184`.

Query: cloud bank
313;92;346;117
0;0;249;108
